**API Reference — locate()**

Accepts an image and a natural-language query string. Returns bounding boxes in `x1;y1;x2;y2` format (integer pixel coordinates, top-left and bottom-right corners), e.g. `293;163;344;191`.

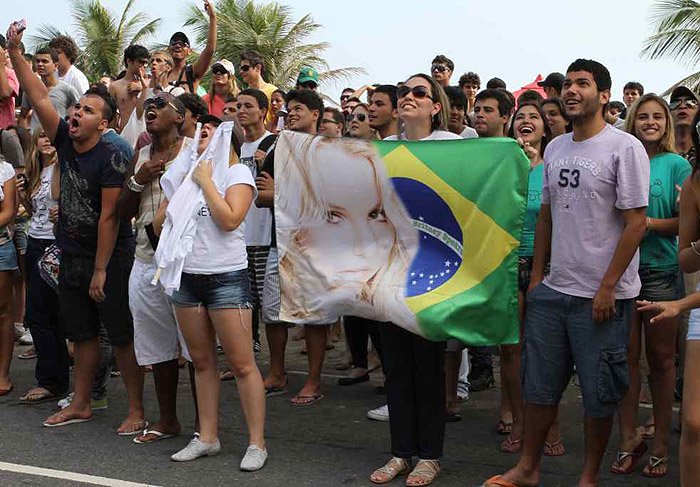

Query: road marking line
0;461;160;487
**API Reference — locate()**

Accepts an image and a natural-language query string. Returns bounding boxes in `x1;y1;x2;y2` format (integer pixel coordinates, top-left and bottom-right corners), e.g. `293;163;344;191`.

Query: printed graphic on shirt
549;156;600;212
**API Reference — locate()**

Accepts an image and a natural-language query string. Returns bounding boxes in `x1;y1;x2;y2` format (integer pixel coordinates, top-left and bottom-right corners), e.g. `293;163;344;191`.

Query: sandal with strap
543;438;565;457
370;457;411;484
500;435;522;454
610;441;647;474
642;455;668;478
406;459;441;487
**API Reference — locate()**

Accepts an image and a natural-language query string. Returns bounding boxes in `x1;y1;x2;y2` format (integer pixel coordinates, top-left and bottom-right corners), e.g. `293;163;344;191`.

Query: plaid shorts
247;246;270;309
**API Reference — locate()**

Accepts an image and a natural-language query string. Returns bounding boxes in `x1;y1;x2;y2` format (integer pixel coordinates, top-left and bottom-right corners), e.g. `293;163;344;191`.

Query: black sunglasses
238;64;251;73
144;97;183;114
299;81;317;89
169;41;188;49
670;97;698;110
212;66;228;75
340;95;351;101
431;64;448;73
346;113;366;122
397;85;434;101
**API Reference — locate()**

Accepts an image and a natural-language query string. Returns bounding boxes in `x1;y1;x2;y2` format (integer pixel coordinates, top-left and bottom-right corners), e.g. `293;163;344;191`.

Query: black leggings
344;316;383;370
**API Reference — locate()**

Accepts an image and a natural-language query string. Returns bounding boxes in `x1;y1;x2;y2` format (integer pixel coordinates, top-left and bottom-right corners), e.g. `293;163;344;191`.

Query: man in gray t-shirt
19;48;79;130
0;128;23;169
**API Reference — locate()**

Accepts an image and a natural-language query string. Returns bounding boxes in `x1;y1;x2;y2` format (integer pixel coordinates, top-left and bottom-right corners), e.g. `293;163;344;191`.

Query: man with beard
118;92;192;444
8;24;145;434
167;0;217;94
486;59;649;487
368;85;398;140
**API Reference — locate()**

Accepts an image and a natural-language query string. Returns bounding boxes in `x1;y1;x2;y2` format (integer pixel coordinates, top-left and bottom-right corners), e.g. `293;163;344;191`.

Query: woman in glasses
203;60;240;118
347;103;375;140
370;73;458;487
610;94;691;478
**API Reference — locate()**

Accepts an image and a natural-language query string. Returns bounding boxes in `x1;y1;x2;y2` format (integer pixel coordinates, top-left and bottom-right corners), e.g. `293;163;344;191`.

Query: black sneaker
253;340;261;354
468;373;495;392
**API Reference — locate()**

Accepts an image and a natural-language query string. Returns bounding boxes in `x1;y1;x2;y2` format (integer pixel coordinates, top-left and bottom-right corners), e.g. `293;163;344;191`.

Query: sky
2;0;695;102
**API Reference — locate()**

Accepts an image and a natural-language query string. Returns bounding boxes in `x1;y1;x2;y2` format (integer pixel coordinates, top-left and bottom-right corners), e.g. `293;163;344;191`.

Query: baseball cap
538;72;565;90
670;86;698;103
212;59;235;76
297;68;319;85
169;32;190;47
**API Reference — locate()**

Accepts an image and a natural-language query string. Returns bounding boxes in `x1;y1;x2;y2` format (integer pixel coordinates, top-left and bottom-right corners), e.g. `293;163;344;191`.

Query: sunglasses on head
670;97;698;110
397;85;434;101
144;97;183;114
212;66;228;75
346;113;366;123
431;64;448;73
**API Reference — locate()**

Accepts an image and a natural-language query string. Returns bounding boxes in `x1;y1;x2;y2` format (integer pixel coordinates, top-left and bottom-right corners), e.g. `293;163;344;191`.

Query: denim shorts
638;268;681;302
13;216;29;256
0;240;18;271
522;283;633;418
171;269;253;310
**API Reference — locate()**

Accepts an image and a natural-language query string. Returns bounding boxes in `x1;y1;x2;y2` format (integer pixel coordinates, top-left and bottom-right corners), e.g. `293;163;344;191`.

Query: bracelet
691;241;700;257
127;175;145;193
646;217;651;229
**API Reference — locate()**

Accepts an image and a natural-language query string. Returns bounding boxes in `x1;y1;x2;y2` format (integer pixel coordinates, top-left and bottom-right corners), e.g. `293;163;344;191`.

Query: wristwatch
128;175;146;193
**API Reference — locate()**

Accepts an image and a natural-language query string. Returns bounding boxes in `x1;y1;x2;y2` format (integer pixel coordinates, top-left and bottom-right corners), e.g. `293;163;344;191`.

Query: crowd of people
0;5;700;486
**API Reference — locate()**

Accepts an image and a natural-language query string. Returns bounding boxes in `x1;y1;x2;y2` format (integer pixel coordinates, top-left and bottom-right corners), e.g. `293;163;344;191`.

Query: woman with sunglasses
0;154;17;397
370;73;458;487
540;98;571;139
203;60;240;118
610;94;690;478
347;103;375;140
266;89;286;134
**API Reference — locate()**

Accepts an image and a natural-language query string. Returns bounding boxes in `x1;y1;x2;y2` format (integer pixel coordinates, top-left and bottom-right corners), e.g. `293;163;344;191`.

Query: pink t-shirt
542;124;650;299
0;68;19;129
203;93;226;118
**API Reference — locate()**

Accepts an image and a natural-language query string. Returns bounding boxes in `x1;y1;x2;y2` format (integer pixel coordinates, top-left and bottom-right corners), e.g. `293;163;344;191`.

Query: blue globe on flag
390;177;463;298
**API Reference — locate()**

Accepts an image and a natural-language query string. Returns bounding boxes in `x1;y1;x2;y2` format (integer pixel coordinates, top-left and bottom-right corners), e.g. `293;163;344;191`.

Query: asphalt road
0;337;680;487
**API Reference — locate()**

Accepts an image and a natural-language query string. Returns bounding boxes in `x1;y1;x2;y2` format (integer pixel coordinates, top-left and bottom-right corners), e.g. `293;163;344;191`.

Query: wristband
691;241;700;258
127;175;145;193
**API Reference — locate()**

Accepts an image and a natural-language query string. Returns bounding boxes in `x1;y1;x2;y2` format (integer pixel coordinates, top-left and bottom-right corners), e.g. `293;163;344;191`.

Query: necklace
149;136;182;215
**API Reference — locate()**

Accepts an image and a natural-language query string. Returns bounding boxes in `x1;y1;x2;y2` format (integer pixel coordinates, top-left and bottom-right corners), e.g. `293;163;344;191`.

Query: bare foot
263;374;286;390
485;469;539;487
44;404;91;426
116;412;147;435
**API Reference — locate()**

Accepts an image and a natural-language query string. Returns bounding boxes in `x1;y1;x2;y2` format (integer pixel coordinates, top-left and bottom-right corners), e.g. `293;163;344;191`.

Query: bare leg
681;340;700;486
579;415;614;486
176;307;219;444
113;342;146;432
150;360;181;434
295;325;328;399
263;323;287;389
211;308;265;448
0;272;14;389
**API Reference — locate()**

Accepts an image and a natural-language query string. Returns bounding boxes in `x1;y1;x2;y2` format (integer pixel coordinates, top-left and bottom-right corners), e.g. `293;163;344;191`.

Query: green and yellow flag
274;133;529;345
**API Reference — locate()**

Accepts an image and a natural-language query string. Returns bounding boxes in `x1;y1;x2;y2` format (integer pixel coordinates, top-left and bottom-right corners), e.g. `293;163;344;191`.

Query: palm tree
29;0;161;81
642;0;700;93
183;0;365;91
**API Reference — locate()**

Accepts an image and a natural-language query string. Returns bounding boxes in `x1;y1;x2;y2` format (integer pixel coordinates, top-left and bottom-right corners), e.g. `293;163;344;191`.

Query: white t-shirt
542;124;650;299
58;65;90;96
384;130;463;141
240;132;273;246
460;126;478;139
182;164;257;274
28;163;58;240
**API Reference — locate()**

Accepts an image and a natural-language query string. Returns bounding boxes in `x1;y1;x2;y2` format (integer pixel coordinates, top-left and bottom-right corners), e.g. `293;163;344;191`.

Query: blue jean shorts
638;268;681;302
522;283;633;418
0;240;18;271
171;269;253;310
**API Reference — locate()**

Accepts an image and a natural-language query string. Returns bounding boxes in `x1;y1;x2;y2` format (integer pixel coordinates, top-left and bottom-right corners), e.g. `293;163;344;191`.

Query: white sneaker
240;445;267;471
171;437;221;462
19;330;33;345
367;404;389;422
13;323;24;341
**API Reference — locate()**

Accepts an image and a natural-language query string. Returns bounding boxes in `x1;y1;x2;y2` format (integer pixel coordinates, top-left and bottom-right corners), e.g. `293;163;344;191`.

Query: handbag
37;243;61;292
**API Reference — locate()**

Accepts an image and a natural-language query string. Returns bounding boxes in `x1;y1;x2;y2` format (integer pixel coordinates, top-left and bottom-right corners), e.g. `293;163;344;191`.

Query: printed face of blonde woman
301;151;393;289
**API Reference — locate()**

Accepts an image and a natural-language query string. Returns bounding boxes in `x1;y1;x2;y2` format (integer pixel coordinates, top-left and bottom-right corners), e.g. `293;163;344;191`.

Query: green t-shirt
519;163;543;257
640;152;691;270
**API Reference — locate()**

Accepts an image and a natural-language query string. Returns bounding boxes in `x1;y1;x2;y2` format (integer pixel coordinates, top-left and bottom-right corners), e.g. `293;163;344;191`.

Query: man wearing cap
118;92;193;444
538;72;565;99
670;86;699;165
168;0;217;94
296;68;319;91
239;51;278;125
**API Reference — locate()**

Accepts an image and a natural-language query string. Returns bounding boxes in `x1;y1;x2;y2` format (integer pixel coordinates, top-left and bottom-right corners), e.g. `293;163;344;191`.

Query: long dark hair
691;108;700;177
508;102;552;157
540;98;572;134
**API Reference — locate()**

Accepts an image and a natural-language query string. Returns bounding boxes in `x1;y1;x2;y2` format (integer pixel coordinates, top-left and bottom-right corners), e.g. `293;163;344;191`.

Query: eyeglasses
670;97;699;110
212;66;228;75
346;113;366;122
322;118;338;125
431;64;448;73
238;64;251;73
397;85;434;101
144;97;183;115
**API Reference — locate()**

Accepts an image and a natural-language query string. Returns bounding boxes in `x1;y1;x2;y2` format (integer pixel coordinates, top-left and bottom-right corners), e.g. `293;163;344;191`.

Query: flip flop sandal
133;429;178;444
641;422;656;440
642;455;668;478
497;420;513;435
446;412;462;423
220;370;236;382
43;416;92;428
290;393;324;406
0;385;13;396
18;349;37;359
610;441;648;474
369;457;411;484
117;421;148;436
543;438;566;457
500;435;523;454
406;459;441;487
482;475;538;487
20;389;57;405
265;385;287;397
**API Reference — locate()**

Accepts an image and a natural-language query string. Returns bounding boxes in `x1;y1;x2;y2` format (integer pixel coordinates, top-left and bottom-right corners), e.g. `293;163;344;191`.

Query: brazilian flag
378;138;529;345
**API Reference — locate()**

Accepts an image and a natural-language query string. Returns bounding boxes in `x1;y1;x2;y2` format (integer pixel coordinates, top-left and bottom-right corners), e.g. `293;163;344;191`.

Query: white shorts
129;259;191;365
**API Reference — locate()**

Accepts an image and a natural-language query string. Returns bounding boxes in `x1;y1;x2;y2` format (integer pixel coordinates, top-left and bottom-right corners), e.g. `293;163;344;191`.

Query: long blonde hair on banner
276;134;419;327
